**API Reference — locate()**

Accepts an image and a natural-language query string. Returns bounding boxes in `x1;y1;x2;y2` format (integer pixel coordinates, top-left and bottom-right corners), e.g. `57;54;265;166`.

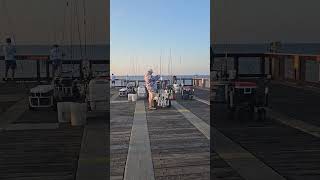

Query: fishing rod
1;0;23;72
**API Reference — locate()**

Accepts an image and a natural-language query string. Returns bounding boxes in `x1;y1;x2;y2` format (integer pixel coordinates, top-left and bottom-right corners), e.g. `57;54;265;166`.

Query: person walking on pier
50;44;64;78
3;37;17;81
144;68;160;110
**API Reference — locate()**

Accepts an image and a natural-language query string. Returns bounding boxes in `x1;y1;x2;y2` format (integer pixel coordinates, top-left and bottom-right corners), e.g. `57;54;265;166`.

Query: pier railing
0;55;109;81
113;78;210;89
193;78;210;89
212;53;320;85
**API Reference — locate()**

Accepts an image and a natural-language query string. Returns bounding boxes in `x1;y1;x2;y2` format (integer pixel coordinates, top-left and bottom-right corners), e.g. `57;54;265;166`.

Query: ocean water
115;75;210;81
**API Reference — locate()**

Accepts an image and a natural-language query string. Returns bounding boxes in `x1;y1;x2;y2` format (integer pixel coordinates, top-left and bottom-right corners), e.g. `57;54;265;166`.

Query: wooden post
293;55;300;80
269;56;272;77
278;56;285;80
46;60;50;81
299;57;306;81
36;60;41;82
234;56;239;78
79;61;83;79
260;56;265;75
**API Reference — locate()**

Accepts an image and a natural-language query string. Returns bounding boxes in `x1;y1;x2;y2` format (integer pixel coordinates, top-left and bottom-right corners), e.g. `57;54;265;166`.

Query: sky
110;0;210;76
212;0;320;44
0;0;109;45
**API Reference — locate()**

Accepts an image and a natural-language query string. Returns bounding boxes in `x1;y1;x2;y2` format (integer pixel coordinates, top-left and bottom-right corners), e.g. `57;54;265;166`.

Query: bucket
128;94;133;101
132;94;138;102
57;102;72;123
71;103;87;126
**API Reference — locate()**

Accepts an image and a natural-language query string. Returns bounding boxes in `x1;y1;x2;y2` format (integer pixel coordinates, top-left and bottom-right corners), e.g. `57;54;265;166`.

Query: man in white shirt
144;69;160;110
3;38;17;81
50;44;64;78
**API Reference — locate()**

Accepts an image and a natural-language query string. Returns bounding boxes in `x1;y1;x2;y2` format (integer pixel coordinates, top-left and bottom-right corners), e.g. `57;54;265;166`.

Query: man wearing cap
3;37;17;81
144;68;160;110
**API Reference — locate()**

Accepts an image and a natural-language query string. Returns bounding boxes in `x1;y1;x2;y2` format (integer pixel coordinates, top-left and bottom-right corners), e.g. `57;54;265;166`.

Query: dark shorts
112;80;115;84
52;60;62;70
5;61;17;70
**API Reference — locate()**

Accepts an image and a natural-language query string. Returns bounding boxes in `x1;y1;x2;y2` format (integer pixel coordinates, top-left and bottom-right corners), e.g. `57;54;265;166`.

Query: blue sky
111;0;210;76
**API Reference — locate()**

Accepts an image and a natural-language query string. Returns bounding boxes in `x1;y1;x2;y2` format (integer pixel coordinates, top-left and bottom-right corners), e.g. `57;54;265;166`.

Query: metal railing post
36;60;40;82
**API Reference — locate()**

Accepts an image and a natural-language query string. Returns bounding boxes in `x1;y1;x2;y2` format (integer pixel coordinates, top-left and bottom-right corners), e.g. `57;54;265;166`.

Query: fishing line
2;0;23;73
75;0;84;78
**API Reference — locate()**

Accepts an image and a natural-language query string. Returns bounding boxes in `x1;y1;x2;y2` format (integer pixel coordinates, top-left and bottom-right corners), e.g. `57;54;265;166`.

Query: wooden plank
76;119;108;180
146;102;210;180
5;123;58;130
124;100;155;180
194;96;210;105
268;109;320;138
0;97;28;129
173;101;286;180
172;101;210;139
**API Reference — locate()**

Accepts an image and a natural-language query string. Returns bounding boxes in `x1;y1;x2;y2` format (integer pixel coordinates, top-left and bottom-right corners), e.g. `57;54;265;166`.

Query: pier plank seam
172;101;287;180
110;93;119;102
5;123;58;131
76;120;108;180
110;101;135;179
111;100;129;104
194;96;210;106
0;97;28;130
124;100;155;180
268;109;320;138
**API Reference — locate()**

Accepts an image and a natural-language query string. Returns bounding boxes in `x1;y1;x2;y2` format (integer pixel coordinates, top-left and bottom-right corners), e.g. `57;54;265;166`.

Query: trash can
128;94;133;101
132;94;138;102
57;102;72;123
71;102;87;126
128;93;138;102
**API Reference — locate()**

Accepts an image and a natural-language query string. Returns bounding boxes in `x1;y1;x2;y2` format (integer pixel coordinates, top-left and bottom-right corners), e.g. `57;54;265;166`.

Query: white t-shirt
3;44;16;61
111;75;115;81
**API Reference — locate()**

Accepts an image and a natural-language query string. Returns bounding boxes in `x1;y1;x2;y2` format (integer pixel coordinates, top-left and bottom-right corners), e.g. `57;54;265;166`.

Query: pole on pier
260;56;266;75
234;56;239;78
299;57;306;82
36;60;41;82
46;60;50;81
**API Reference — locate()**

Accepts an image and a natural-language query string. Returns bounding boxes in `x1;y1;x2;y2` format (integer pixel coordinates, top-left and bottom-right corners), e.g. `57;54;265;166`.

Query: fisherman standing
2;37;17;81
111;73;115;87
144;68;160;110
50;44;64;78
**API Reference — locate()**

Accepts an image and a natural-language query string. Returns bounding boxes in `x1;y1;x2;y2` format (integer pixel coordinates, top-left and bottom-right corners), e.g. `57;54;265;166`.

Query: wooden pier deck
109;87;251;180
212;80;320;180
1;81;320;179
0;82;90;180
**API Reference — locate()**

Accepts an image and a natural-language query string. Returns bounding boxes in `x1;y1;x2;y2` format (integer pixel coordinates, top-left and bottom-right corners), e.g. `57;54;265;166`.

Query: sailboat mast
160;50;162;77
